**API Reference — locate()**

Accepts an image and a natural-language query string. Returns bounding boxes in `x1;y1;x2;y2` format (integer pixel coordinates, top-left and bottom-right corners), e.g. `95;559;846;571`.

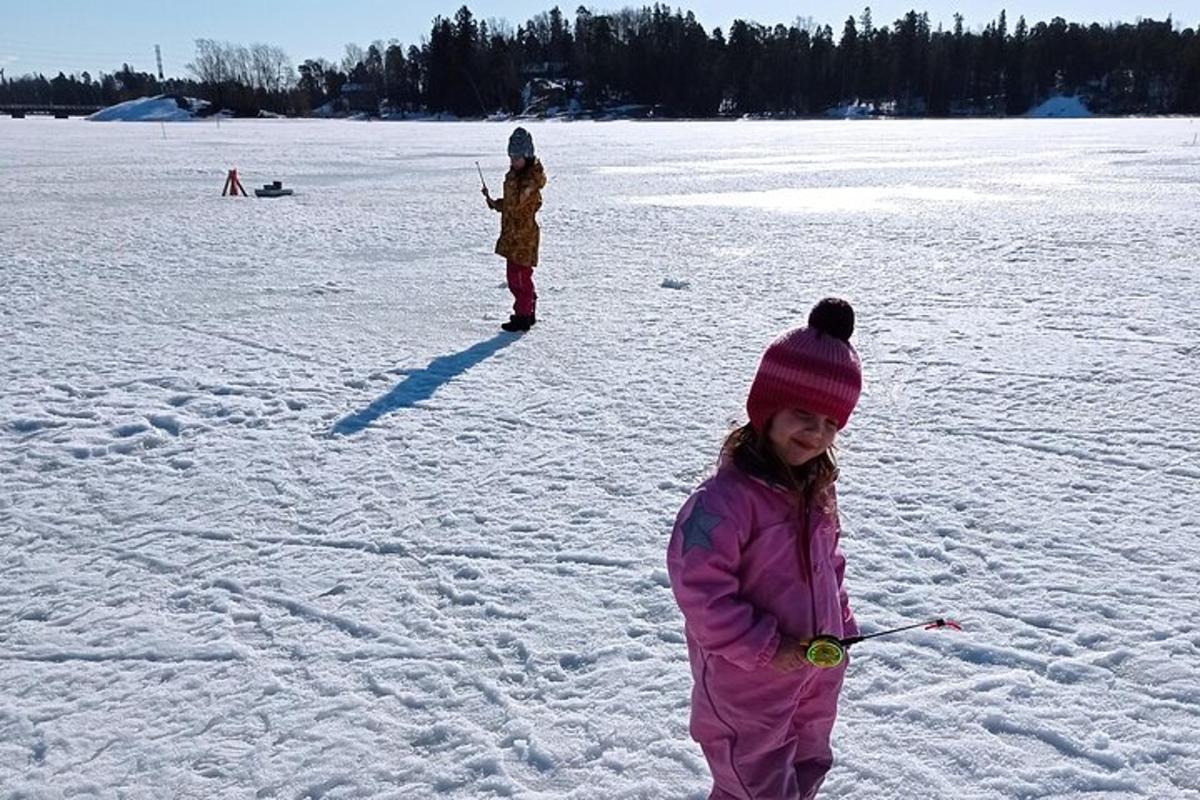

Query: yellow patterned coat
488;159;546;267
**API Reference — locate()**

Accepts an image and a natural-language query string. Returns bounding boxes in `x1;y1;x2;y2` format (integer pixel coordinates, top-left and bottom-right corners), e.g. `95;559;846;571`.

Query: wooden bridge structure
0;104;103;118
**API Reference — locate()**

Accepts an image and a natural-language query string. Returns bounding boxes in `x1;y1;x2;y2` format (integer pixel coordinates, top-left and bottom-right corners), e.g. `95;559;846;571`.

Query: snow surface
2;116;1199;799
1025;96;1093;118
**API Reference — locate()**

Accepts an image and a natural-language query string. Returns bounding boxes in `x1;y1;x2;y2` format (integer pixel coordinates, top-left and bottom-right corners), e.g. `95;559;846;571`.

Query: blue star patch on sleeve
681;501;722;554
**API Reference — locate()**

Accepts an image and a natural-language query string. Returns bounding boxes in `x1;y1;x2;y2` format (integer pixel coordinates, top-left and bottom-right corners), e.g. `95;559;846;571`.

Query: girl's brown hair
721;422;838;510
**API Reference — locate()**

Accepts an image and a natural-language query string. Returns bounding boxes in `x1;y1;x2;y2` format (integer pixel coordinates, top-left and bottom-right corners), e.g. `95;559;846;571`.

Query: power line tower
155;45;164;80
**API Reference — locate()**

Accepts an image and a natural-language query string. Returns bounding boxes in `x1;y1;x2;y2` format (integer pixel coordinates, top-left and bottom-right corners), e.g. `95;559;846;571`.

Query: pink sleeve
829;496;859;640
666;488;781;670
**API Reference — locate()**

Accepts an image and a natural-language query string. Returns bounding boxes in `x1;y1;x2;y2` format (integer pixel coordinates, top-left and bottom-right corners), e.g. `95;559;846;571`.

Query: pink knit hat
746;298;863;432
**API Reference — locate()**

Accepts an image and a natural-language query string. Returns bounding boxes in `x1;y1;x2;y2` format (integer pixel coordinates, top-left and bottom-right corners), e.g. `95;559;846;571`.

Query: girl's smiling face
766;408;838;467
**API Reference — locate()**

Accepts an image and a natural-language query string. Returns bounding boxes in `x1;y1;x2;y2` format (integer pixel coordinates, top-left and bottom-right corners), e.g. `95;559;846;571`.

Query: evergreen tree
7;4;1195;118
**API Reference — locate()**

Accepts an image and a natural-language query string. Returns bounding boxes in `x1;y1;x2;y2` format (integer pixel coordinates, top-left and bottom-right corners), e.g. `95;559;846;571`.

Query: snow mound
825;101;879;119
88;94;209;122
1026;95;1092;118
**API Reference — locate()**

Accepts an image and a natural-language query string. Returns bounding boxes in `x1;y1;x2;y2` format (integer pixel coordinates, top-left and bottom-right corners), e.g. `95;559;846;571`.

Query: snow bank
825;101;880;119
1026;95;1093;118
87;94;209;122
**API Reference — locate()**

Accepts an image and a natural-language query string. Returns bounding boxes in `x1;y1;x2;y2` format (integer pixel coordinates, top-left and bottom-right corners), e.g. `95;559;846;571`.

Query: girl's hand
769;637;809;672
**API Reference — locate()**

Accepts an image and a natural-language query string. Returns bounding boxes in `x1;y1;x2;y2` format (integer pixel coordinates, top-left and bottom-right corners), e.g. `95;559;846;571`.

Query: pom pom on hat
807;297;854;341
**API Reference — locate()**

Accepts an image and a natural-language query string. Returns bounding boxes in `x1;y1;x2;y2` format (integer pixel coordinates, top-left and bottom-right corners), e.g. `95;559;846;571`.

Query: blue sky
1;0;1187;79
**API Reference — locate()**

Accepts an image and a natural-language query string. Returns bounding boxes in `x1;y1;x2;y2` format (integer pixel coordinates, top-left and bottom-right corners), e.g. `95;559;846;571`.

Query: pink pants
506;260;537;316
691;650;846;800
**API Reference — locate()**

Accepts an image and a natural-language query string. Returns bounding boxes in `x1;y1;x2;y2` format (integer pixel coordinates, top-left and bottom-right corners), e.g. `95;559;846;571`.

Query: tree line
2;5;1197;116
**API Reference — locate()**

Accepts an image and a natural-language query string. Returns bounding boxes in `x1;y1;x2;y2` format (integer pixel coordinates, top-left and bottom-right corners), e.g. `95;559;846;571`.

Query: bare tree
250;44;273;90
229;44;251;86
248;43;292;91
187;39;228;84
486;17;514;39
271;45;295;91
794;16;820;35
342;43;366;74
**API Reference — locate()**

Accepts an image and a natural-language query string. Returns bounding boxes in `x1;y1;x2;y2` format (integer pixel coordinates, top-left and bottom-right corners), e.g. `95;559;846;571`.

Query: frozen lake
2;116;1199;798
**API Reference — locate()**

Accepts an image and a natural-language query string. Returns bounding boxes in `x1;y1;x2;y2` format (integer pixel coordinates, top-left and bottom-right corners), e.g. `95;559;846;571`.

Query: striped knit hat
746;298;863;432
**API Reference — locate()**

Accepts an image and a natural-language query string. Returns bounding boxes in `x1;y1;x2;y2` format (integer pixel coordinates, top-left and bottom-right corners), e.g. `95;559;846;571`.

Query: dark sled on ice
255;180;294;198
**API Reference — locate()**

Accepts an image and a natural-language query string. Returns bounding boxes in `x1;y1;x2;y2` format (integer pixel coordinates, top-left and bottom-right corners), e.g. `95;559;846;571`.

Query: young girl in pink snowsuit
667;298;863;800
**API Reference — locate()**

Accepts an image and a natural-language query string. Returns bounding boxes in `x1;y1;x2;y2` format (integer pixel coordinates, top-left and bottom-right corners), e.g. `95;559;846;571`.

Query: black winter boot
501;314;532;333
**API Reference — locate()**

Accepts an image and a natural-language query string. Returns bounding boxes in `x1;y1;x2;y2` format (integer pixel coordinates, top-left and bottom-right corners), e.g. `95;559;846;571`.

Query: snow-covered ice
2;116;1199;798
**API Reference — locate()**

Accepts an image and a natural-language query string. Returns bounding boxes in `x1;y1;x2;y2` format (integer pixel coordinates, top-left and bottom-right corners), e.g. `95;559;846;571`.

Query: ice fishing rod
475;161;488;193
805;617;962;669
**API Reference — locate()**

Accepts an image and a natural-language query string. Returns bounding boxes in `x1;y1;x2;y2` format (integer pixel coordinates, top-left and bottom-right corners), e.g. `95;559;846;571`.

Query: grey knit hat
507;127;535;159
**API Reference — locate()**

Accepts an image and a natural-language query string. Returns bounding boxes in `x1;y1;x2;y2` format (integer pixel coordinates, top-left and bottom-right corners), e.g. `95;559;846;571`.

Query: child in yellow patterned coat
483;127;547;333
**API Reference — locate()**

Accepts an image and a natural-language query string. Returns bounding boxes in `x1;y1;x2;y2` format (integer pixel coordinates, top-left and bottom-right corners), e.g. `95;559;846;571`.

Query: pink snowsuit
667;462;858;800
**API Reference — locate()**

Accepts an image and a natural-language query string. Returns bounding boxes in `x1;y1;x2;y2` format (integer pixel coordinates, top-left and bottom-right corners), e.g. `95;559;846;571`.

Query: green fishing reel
801;617;962;669
805;635;847;669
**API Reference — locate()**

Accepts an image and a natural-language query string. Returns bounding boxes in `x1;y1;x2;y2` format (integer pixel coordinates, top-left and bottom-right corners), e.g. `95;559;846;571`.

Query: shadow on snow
331;333;518;436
